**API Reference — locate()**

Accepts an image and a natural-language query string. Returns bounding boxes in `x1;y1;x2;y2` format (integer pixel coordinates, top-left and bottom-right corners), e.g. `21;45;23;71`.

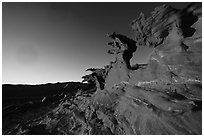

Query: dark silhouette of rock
3;2;202;135
82;68;105;90
107;32;137;69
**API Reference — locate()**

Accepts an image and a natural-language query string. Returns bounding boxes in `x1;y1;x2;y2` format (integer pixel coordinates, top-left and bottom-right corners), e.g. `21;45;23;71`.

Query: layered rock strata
7;3;202;135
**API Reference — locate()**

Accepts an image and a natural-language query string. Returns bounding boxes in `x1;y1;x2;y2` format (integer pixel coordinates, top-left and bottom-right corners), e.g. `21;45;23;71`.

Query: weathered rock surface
3;2;201;135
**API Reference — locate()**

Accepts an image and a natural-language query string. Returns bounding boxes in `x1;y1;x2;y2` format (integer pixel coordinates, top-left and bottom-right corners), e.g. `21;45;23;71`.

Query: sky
2;2;190;84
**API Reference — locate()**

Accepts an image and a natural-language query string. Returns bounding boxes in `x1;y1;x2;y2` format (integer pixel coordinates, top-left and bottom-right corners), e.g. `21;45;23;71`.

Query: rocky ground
2;2;202;135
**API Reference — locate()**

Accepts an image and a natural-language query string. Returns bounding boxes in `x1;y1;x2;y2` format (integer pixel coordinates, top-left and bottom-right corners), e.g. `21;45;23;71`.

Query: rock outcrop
4;2;202;135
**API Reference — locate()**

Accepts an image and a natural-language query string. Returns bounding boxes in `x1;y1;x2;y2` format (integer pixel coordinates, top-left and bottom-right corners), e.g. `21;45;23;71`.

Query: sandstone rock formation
4;2;202;135
82;68;106;90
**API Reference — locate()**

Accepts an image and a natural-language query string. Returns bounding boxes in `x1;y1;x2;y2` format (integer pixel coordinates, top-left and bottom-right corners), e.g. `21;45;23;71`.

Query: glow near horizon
2;2;189;84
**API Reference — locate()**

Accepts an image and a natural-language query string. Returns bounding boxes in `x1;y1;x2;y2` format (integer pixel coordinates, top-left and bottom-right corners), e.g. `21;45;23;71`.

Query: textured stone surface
3;2;202;135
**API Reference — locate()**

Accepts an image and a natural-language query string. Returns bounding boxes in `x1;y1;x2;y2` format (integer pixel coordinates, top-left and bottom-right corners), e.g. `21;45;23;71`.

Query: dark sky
2;2;190;84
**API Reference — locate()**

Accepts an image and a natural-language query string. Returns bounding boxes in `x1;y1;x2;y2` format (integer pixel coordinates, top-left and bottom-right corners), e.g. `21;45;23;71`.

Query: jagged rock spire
107;32;137;69
6;2;202;135
82;68;105;90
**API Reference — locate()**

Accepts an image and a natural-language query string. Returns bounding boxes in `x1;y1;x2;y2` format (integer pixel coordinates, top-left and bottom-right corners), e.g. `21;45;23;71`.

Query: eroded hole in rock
3;2;202;135
130;46;154;69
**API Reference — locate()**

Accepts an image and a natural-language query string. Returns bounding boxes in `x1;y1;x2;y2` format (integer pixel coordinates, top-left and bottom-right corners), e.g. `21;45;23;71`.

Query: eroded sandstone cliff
5;3;202;135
